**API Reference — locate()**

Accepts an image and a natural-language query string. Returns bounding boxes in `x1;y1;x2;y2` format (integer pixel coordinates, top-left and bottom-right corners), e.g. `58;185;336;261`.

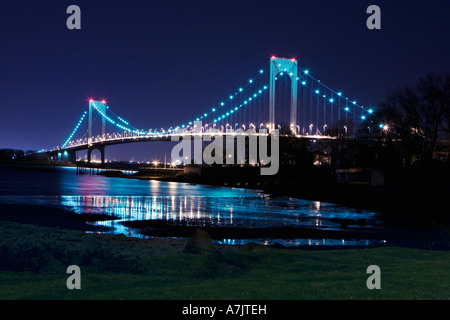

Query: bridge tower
88;100;107;145
87;100;107;164
269;57;298;134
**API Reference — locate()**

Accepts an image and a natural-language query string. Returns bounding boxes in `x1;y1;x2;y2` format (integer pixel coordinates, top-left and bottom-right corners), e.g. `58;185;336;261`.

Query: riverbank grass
0;222;448;299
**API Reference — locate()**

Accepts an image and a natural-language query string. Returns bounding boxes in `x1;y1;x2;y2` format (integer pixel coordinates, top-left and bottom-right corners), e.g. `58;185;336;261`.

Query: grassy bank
0;221;448;300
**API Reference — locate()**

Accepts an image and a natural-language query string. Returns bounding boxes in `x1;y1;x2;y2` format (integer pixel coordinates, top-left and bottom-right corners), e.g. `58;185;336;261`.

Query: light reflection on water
0;165;385;247
218;238;387;247
57;195;382;231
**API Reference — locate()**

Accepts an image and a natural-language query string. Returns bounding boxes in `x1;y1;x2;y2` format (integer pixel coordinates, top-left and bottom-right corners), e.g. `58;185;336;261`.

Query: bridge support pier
67;150;77;163
87;145;105;165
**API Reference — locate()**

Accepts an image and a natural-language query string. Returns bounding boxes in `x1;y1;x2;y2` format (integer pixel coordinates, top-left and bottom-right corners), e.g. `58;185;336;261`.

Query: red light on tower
89;98;94;103
101;100;106;104
291;58;296;61
271;55;277;59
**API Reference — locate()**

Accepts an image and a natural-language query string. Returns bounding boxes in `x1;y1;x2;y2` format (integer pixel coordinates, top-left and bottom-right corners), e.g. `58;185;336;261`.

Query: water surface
0;164;385;247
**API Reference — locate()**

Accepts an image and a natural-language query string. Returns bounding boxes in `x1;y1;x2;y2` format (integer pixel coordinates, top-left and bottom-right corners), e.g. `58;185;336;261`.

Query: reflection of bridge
45;56;380;164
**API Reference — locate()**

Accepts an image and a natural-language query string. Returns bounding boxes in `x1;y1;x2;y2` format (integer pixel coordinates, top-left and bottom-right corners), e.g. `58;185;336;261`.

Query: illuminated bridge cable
91;102;148;135
62;111;88;148
175;68;267;132
298;66;373;117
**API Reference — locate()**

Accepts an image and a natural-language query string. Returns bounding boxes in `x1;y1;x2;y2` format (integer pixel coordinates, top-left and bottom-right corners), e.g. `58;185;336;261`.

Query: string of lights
61;111;87;148
61;60;377;148
297;66;374;119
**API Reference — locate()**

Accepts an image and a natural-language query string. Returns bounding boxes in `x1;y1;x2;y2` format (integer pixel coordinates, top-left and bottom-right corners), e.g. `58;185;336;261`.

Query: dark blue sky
1;0;449;161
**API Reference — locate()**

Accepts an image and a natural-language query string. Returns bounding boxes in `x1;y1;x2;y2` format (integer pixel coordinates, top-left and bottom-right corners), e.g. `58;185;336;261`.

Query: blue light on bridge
58;61;371;151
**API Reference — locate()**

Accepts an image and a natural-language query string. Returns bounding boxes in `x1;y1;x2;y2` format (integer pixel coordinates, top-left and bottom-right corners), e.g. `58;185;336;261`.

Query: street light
309;124;314;135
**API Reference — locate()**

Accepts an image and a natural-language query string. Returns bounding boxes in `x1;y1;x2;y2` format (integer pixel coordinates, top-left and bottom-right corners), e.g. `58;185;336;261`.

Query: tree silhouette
379;73;450;166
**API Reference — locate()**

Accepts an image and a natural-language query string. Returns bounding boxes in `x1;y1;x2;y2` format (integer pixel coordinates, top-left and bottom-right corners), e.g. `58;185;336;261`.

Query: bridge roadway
48;132;338;164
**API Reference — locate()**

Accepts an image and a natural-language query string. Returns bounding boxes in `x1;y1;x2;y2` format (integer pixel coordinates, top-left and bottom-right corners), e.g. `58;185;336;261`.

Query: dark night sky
1;0;449;161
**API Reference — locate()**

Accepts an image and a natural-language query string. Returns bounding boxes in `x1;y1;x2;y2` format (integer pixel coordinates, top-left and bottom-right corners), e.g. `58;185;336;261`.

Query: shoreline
5;160;450;222
1;162;449;251
117;167;450;225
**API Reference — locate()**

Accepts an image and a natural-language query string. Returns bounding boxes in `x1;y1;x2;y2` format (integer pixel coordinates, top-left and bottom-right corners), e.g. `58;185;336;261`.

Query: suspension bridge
43;56;381;164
